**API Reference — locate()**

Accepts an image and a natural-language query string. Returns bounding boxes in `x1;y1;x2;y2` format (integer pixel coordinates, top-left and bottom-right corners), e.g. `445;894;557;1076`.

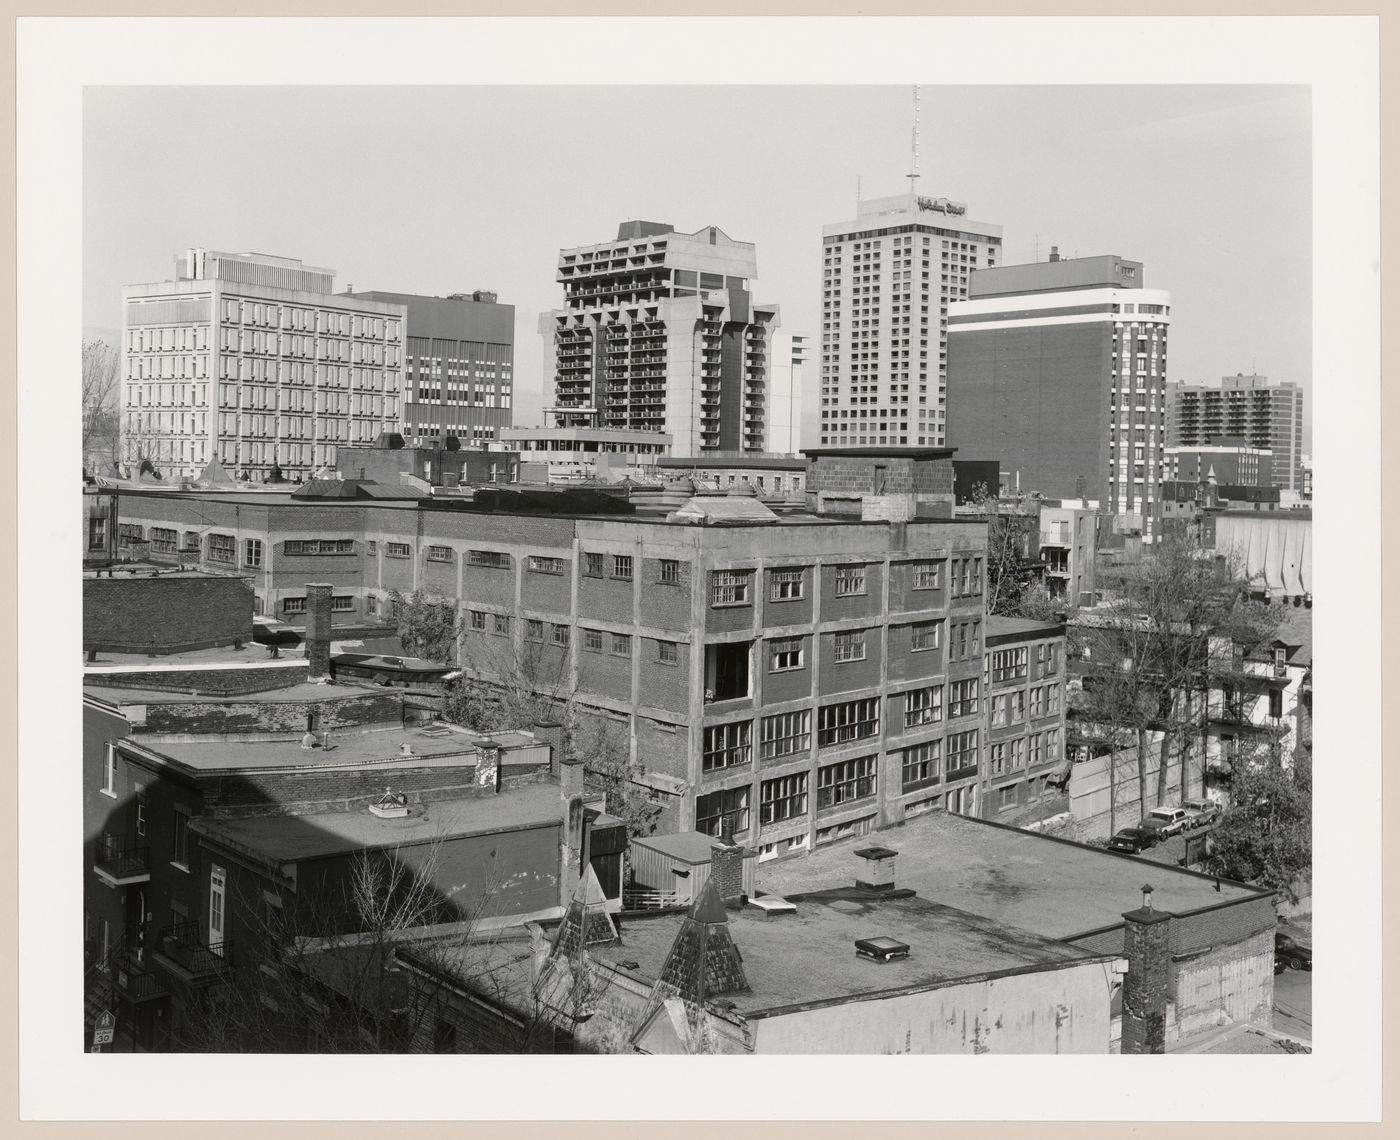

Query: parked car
1140;805;1192;838
1181;798;1221;828
1274;931;1312;973
1107;827;1161;854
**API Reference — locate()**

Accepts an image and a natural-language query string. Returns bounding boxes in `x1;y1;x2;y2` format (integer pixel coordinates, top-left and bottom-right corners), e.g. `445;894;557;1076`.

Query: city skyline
84;84;1312;451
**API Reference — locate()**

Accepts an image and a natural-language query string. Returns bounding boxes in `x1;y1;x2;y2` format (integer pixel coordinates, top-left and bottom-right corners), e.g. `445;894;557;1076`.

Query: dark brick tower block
305;583;334;681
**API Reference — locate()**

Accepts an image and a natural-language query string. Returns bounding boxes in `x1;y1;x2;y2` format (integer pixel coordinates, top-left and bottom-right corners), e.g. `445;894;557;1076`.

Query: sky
83;84;1312;449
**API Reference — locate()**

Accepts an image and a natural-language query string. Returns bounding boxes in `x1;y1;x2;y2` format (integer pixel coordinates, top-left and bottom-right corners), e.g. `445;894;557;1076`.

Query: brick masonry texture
87;663;311;696
84;575;254;653
140;689;403;735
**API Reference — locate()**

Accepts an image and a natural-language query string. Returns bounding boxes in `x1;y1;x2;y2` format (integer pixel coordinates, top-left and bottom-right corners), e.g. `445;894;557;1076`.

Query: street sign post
92;1009;115;1048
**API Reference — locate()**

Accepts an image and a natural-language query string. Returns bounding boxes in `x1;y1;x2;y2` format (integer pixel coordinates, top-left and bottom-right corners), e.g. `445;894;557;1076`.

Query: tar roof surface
135;723;534;771
756;811;1264;942
593;892;1099;1015
84;644;299;670
986;615;1065;641
84;678;389;706
192;780;570;862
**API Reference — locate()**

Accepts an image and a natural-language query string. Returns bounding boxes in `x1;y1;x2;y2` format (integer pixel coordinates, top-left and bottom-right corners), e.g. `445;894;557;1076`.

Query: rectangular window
1011;737;1027;769
151;527;178;554
710;570;752;606
331;596;354;612
207;533;235;563
835;565;867;597
817;755;877;810
760;773;809;825
999;785;1017;809
759;710;811;760
990;742;1007;775
583;628;604;652
695;786;750;838
470;610;486;631
703;721;752;772
493;614;510;636
282;597;306;614
992;694;1008;728
901;740;942;791
1269;688;1284;719
991;647;1029;683
952;557;984;598
102;744;116;795
1042;643;1060;674
528;555;565;574
903;685;943;728
769;637;804;672
468;549;509;568
118;523;145;544
1029;733;1043;768
612;555;633;580
817;697;880;747
910;621;941;652
386;542;411;558
949;678;979;718
1046;728;1061;761
657;640;678;665
610;633;631;656
584;553;605;577
658;559;681;585
1029;686;1044;719
283;538;355;556
244;538;263;568
946;729;979;773
134;783;147;837
525;619;544;642
833;630;866;663
1047;684;1061;714
551;624;570;647
172;807;191;868
426;545;454;563
912;559;942;590
768;568;805;601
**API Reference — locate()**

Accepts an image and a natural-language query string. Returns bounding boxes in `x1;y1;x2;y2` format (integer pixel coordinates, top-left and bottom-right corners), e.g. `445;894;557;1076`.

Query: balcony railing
113;951;172;1002
93;835;151;887
155;921;234;981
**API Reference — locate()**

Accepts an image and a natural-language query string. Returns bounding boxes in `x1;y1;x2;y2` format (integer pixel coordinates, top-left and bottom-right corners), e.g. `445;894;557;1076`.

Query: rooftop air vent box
854;936;910;963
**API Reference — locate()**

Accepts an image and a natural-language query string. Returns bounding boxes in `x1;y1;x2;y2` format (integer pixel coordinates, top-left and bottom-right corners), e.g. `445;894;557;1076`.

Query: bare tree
82;339;120;471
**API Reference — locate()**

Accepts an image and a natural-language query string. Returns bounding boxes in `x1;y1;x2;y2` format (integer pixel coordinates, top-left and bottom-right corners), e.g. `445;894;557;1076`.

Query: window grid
703;721;752;773
903;685;943;728
833;630;866;663
817;697;880;747
760;773;809;825
911;621;941;652
902;740;942;791
769;568;805;601
711;570;752;606
835;565;867;597
695;787;750;837
816;755;877;810
759;710;811;760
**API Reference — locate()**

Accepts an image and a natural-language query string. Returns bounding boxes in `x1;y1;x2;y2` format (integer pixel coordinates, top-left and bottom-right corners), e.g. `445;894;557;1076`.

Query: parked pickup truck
1180;798;1222;828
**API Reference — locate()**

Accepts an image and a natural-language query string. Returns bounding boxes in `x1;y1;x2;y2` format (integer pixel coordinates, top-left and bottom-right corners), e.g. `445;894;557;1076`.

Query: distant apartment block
348;289;514;447
1167;374;1305;492
541;221;780;458
121;248;407;482
767;331;809;455
947;252;1171;540
818;193;1004;448
1164;441;1272;486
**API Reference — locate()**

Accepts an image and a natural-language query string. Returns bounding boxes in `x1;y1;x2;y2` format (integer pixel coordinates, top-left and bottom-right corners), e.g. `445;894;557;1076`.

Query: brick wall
84;575;254;654
86;663;310;696
637;642;690;715
139;689;403;735
638;562;694;632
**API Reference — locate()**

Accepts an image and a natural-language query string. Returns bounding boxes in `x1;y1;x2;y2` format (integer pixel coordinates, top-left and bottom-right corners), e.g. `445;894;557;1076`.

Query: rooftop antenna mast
906;85;921;196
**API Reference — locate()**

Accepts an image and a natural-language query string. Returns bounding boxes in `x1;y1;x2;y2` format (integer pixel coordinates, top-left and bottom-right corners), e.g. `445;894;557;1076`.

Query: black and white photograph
16;12;1382;1124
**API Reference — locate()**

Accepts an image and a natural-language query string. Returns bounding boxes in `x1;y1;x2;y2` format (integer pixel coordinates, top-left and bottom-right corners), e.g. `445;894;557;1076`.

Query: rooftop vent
853;845;898;892
368;788;409;819
854;936;910;963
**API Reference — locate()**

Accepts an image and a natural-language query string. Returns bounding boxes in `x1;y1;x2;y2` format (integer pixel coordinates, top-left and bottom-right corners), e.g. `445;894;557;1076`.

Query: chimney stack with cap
559;758;586;909
708;831;747;906
1120;884;1172;1054
304;583;334;682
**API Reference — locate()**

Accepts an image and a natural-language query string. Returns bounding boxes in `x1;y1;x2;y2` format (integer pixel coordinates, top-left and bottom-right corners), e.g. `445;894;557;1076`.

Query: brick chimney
533;720;565;775
305;583;334;681
853;845;897;891
708;839;746;906
475;739;502;793
1120;884;1173;1055
559;757;586;910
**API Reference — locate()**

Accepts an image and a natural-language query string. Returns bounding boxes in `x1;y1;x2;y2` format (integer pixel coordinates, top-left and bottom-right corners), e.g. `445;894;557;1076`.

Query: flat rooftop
84;678;389;707
986;616;1065;642
757;811;1265;942
592;892;1102;1016
84;643;308;671
192;779;576;863
128;722;537;773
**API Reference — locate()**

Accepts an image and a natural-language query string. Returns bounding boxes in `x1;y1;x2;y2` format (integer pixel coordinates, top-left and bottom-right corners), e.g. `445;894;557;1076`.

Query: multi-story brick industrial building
946;252;1172;540
1166;373;1306;493
818;192;1004;448
121;248;408;482
540;221;780;458
348;289;514;447
94;449;1067;842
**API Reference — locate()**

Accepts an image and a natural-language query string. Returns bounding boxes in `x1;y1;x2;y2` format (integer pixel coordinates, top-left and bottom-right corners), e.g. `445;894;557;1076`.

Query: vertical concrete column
1121;885;1173;1055
559;757;586;909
